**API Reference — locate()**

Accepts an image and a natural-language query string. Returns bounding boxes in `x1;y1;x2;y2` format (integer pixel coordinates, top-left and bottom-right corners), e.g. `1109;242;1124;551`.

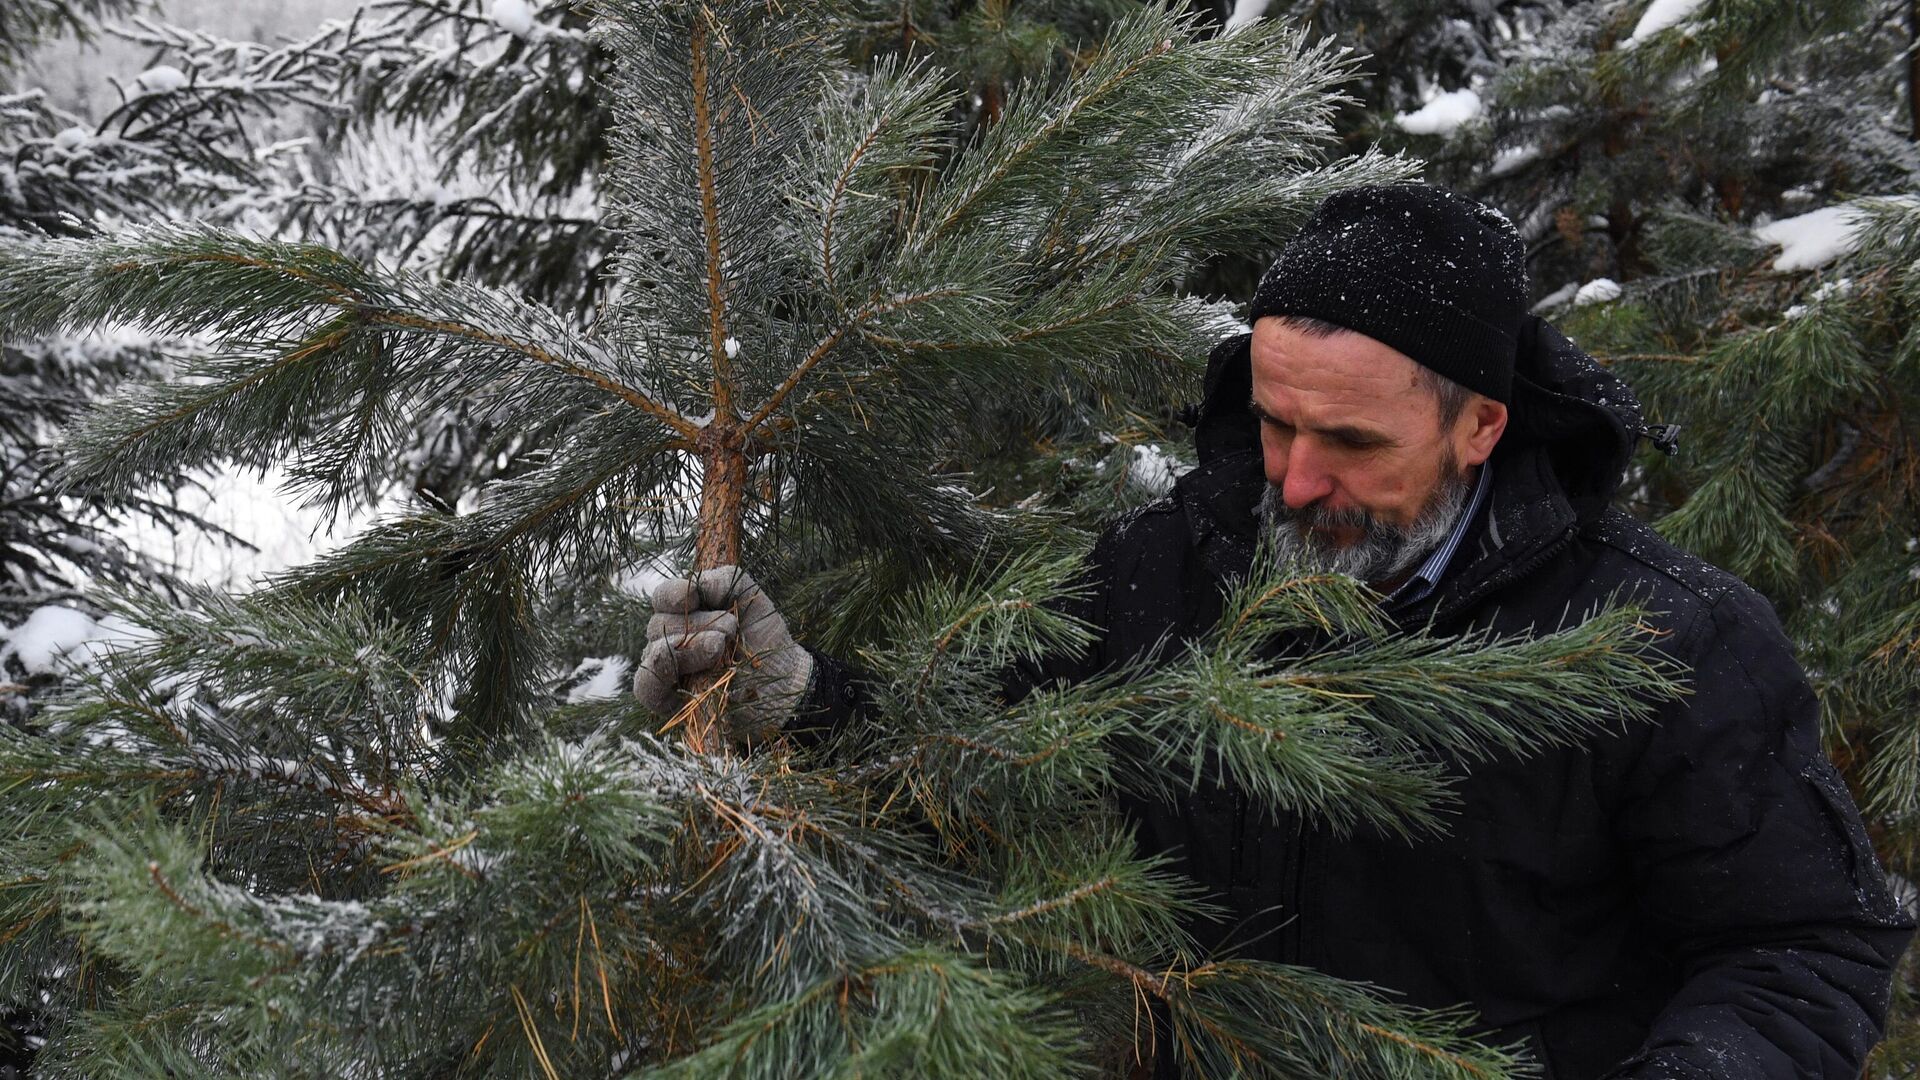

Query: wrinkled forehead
1249;318;1435;417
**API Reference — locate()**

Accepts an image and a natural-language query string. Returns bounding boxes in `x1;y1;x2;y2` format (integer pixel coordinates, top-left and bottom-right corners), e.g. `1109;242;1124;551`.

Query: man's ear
1459;396;1508;467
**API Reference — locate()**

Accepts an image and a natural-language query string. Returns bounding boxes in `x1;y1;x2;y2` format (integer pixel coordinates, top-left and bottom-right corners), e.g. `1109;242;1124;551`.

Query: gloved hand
632;565;813;743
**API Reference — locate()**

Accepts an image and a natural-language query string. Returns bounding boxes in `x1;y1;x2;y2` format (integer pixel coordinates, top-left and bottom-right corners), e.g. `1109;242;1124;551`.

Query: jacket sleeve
1605;587;1915;1079
787;648;875;741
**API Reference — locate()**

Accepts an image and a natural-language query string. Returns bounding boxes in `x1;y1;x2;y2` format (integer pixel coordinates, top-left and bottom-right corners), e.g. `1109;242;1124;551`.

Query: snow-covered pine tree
53;0;619;518
1221;0;1534;148
1220;0;1913;295
11;1;1170;673
187;0;618;319
1391;0;1911;292
0;2;1684;1074
1180;0;1554;299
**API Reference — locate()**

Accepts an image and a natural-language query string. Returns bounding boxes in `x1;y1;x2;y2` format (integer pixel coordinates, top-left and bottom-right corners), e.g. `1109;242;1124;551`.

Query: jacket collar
1174;448;1265;588
1410;439;1578;627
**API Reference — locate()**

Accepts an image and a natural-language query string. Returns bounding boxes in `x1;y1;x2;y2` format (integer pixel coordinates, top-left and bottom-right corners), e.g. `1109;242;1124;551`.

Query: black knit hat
1248;184;1528;403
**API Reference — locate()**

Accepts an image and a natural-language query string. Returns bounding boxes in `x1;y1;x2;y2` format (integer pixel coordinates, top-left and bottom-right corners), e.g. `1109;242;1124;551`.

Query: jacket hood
1191;316;1673;525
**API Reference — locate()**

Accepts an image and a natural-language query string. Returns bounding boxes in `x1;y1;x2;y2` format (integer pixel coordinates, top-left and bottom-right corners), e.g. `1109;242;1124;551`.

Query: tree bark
682;12;746;755
683;428;747;754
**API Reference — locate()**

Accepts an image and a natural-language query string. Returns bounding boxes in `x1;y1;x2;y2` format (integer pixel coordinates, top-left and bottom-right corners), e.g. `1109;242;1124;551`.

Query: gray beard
1257;465;1476;587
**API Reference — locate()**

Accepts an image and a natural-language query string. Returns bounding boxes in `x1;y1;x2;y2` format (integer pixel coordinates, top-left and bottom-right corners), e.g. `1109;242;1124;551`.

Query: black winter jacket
808;317;1914;1078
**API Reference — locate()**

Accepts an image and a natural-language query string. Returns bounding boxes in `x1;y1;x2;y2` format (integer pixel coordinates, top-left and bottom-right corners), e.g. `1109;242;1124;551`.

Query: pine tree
3;0;1180;673
1473;0;1905;282
840;0;1137;124
0;2;1685;1074
1222;0;1532;145
41;0;622;519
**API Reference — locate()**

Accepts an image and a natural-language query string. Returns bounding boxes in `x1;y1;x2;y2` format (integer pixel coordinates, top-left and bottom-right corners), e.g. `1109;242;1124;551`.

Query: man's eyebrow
1248;399;1303;429
1247;398;1393;446
1321;423;1394;447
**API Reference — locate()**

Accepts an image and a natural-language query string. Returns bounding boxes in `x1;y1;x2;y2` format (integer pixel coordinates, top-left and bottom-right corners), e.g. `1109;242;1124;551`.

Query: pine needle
509;983;562;1080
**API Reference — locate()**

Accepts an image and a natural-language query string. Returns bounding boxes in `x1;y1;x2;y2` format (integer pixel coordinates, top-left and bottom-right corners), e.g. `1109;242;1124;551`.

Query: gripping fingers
690;567;794;653
669;629;731;676
639;565;803;738
632;627;734;716
650;576;700;615
693;566;759;610
646;610;740;643
735;587;784;635
633;637;681;715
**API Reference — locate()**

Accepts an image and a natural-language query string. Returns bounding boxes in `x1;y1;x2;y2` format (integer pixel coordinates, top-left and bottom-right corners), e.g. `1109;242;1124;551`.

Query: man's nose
1278;441;1334;509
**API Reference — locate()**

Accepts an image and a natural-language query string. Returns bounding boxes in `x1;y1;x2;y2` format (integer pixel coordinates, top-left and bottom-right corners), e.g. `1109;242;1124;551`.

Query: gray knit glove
632;566;813;742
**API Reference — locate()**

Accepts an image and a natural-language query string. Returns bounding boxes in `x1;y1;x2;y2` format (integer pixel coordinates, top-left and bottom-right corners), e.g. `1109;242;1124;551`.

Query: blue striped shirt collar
1387;461;1492;607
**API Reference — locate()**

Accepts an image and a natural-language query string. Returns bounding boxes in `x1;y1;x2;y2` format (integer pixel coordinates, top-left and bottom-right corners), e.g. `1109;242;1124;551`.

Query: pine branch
649;949;1089;1080
743;286;970;436
0;233;701;548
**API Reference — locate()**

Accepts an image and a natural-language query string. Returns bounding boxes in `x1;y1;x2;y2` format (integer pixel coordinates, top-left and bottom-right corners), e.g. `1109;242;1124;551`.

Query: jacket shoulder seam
1099;495;1182;549
1119;494;1180;522
1581;510;1741;607
1093;495;1181;580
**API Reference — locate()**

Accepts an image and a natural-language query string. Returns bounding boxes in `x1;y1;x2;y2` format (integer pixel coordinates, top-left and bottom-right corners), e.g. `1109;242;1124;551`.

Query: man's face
1248;317;1507;581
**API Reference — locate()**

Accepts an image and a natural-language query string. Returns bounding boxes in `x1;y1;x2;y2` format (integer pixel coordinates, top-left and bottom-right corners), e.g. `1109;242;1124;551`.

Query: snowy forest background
2;0;1919;1075
8;0;549;591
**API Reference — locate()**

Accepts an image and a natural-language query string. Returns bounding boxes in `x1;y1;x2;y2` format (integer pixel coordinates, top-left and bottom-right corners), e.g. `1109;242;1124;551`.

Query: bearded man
635;184;1913;1078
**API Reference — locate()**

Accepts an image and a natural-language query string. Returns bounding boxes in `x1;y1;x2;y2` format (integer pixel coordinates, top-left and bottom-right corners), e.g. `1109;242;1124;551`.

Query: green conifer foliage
89;2;1179;522
89;0;624;513
1402;0;1909;289
0;556;1680;1075
840;0;1138;126
6;0;1413;740
0;2;1686;1074
237;0;618;319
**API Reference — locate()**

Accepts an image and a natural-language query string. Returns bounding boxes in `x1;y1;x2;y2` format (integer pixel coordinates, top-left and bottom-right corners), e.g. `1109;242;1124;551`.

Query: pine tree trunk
682;12;745;755
684;427;747;753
